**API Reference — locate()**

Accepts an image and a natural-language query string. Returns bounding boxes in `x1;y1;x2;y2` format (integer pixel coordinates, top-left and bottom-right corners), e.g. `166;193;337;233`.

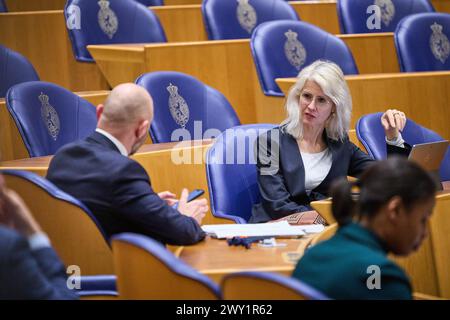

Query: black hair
330;156;437;226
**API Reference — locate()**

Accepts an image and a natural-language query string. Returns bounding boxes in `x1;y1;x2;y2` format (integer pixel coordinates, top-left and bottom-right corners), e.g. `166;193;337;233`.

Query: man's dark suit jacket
46;132;205;245
250;127;410;223
0;226;77;299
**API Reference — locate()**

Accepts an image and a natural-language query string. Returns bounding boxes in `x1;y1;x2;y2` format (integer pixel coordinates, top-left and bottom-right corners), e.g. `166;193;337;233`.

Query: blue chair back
395;12;450;72
5;81;97;157
0;45;39;98
356;112;450;181
64;0;166;62
222;271;330;300
202;0;299;40
136;71;240;143
0;0;7;12
111;233;221;299
251;20;358;96
134;0;163;6
337;0;434;34
206;124;276;223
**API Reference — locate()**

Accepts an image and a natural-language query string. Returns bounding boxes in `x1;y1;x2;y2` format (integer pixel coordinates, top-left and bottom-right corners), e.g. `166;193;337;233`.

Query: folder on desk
202;221;324;239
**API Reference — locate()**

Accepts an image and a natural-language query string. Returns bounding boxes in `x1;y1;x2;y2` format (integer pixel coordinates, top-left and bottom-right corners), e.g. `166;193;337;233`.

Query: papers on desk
202;221;324;239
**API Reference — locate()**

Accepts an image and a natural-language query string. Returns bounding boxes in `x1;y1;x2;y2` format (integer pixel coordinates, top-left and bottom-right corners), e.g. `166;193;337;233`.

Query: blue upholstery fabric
395;12;450;71
5;81;97;157
0;0;7;12
251;20;358;96
337;0;434;34
356;112;450;181
76;275;118;297
206;124;276;223
202;0;299;40
0;45;39;98
134;0;163;6
136;71;240;143
222;271;330;300
64;0;166;62
112;233;222;298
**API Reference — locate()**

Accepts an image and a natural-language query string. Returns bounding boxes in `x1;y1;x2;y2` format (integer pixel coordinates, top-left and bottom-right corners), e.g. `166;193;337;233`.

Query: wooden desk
0;91;110;161
88;33;397;125
276;72;450;141
179;236;311;283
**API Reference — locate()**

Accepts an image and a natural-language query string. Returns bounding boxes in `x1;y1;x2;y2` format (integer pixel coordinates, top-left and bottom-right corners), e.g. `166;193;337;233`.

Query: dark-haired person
292;157;436;299
250;60;410;223
0;174;78;300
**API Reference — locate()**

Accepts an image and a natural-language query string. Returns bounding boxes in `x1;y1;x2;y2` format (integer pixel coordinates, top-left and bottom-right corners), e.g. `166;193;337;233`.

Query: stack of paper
201;221;324;239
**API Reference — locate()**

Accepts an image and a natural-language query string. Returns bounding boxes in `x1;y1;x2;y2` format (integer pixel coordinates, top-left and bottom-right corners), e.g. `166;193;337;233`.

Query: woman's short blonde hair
280;60;352;141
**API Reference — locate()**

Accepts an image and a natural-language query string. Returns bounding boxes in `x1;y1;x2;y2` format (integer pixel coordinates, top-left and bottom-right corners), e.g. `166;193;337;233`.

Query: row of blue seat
61;0;436;62
3;11;450;97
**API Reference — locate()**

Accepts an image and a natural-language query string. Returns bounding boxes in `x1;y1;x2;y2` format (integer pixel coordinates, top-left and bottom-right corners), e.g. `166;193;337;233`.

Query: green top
292;222;412;300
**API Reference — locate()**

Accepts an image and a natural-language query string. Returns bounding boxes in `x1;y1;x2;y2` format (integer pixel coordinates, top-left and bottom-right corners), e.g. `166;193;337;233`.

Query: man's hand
0;175;42;236
176;188;208;225
158;191;178;206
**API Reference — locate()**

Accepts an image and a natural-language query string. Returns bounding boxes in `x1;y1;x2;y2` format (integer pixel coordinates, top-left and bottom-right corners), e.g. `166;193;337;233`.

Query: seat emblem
236;0;257;34
167;83;189;128
430;22;450;64
284;29;307;71
374;0;395;27
39;92;60;141
98;0;118;39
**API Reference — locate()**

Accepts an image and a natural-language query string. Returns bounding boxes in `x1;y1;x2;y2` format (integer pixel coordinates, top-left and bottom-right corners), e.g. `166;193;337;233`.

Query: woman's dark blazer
250;126;410;223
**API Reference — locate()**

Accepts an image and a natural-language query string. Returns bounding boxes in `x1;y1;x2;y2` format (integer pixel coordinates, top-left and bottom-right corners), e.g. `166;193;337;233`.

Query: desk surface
178;236;312;283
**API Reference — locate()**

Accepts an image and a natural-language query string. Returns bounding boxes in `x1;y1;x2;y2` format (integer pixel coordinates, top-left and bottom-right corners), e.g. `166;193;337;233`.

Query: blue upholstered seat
0;0;7;12
356;112;450;181
251;20;358;96
5;81;97;157
0;45;39;98
206;124;276;223
395;12;450;71
136;71;240;143
337;0;434;34
134;0;163;6
202;0;299;40
64;0;166;62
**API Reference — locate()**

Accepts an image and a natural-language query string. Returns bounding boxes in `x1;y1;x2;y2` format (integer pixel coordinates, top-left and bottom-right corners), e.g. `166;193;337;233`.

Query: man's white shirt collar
95;128;128;156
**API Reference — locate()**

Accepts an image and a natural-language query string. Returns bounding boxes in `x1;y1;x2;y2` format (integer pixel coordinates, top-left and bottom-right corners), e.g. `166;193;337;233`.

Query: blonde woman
250;60;409;223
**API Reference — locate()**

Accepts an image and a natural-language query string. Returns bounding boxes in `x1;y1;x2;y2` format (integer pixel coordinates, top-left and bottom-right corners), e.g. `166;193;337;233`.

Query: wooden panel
89;33;398;125
0;91;109;161
0;11;109;91
340;33;400;74
291;1;340;35
428;193;450;298
392;235;439;296
432;0;450;13
152;5;208;42
4;0;66;11
276;72;450;141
